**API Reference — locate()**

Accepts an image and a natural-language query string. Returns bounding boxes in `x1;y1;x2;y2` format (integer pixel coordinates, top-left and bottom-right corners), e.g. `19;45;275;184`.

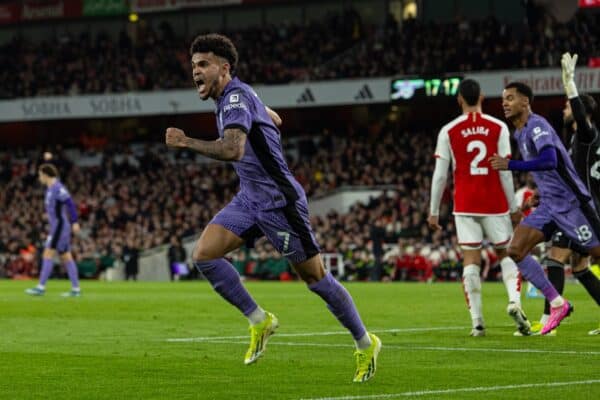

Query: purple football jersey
215;77;304;210
45;181;73;231
514;113;591;212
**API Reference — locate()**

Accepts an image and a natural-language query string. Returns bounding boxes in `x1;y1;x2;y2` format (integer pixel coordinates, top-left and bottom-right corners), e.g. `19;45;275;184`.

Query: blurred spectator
231;250;249;277
98;244;118;281
369;218;386;281
431;246;463;281
122;238;140;281
167;236;187;281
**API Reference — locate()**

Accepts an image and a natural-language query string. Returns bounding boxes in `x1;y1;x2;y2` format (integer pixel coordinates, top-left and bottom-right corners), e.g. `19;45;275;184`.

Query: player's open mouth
195;78;205;93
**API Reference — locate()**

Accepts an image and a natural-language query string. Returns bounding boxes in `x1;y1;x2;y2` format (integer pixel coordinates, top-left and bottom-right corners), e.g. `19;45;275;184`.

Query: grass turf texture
1;280;599;400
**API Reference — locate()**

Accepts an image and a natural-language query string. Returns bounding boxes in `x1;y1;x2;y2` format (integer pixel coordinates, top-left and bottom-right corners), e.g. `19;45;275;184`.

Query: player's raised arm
562;52;596;143
165;126;246;161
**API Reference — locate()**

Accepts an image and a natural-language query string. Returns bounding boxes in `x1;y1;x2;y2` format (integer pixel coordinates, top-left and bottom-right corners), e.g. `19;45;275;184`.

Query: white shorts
455;214;513;250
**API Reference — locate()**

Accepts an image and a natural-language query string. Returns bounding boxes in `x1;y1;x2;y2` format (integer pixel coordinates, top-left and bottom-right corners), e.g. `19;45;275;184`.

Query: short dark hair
39;163;58;177
581;94;597;117
190;33;238;73
458;79;481;106
505;81;534;104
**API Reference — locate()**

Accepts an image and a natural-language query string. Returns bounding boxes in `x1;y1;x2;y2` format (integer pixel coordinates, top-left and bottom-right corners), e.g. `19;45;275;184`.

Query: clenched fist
427;215;442;231
165;127;188;147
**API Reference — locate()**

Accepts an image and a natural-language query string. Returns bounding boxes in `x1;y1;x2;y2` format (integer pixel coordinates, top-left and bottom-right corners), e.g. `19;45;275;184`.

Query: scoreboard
391;76;462;100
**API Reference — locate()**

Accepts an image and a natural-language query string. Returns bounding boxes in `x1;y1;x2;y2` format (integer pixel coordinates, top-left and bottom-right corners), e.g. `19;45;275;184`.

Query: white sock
500;257;521;306
72;287;80;292
540;314;550;325
550;296;565;308
247;307;266;325
463;264;483;327
37;284;45;290
355;333;372;350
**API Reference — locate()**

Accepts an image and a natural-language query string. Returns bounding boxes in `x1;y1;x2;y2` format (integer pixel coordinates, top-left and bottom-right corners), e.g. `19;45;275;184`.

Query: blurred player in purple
26;163;81;297
491;82;600;335
165;34;380;382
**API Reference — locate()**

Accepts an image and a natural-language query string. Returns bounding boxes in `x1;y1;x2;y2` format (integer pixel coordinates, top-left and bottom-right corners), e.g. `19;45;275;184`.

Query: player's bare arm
165;127;246;161
72;222;81;235
266;106;282;127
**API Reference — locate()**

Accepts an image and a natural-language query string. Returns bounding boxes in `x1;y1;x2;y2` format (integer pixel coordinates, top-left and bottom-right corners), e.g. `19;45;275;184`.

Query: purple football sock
64;260;80;290
518;255;560;302
194;259;258;316
39;258;54;286
309;273;367;340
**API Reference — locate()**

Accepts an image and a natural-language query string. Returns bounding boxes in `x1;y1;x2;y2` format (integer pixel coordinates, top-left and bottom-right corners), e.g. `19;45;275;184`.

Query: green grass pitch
1;280;599;399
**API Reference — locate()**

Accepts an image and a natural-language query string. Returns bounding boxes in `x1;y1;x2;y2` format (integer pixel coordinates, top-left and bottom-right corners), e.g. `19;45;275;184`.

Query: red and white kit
431;112;518;249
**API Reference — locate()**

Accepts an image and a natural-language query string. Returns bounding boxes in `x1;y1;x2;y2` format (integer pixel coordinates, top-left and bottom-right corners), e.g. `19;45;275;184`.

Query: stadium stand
1;10;598;98
0;126;473;281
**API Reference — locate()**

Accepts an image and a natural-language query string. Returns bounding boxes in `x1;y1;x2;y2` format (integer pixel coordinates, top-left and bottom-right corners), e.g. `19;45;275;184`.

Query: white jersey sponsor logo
532;126;550;142
223;102;248;112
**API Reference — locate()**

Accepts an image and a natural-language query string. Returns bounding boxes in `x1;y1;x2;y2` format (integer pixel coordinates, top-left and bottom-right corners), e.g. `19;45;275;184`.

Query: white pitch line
298;379;600;400
165;326;468;342
406;345;600;356
188;339;600;356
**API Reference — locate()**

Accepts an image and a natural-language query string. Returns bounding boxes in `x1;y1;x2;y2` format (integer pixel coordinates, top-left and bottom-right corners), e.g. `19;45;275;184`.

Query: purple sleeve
221;91;252;133
65;197;78;223
529;122;555;153
508;147;557;171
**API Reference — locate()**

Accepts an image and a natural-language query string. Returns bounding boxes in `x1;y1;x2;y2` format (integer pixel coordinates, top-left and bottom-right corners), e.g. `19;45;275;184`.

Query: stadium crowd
0;122;533;282
313;12;600;80
0;144;237;279
1;10;598;98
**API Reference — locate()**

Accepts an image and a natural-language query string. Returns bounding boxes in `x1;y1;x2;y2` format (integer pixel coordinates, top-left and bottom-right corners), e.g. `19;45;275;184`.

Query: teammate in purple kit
164;34;380;382
490;82;600;335
26;163;81;297
529;53;600;335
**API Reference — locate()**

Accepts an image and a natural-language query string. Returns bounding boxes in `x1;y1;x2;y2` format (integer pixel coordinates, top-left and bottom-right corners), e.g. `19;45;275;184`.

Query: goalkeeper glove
561;52;578;99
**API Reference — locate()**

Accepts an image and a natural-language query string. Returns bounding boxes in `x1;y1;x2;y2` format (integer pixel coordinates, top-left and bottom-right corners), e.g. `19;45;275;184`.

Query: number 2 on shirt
467;140;488;175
